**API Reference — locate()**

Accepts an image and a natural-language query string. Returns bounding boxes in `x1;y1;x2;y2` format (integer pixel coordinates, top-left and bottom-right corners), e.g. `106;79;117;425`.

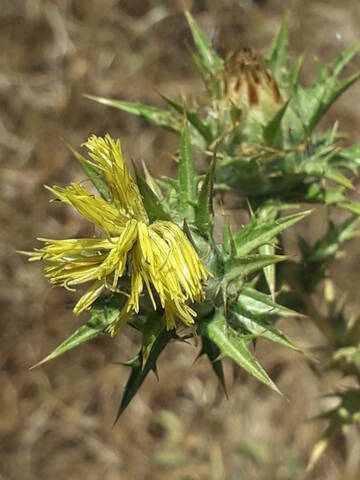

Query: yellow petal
73;280;106;315
46;183;128;235
84;134;149;224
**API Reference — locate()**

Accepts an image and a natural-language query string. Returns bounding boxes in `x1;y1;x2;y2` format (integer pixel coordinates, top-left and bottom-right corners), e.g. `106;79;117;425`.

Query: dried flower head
26;134;207;333
212;48;284;127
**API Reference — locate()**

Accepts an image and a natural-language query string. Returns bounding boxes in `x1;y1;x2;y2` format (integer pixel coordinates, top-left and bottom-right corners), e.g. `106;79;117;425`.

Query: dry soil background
1;1;360;479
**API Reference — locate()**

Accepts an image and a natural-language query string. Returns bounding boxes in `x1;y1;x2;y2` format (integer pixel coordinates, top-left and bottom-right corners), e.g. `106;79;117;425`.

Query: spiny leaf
200;309;281;394
225;255;286;284
229;300;299;351
257;206;279;300
263;99;290;146
289;53;304;91
267;12;289;83
336;144;360;167
324;168;354;190
115;328;174;421
141;312;163;363
195;157;216;237
85;95;178;131
292;45;360;135
308;70;360;134
198;336;227;394
223;217;236;259
161;94;212;142
307;389;360;471
68;145;110;201
234;210;311;257
179;122;197;221
305;216;360;263
30;299;123;369
260;242;277;299
331;42;360;76
339;200;360;216
238;286;300;319
185;10;222;81
133;163;172;222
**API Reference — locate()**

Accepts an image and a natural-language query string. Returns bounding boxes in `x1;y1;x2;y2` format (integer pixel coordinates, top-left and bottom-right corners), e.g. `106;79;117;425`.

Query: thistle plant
25;124;306;417
25;10;360;470
84;11;360;468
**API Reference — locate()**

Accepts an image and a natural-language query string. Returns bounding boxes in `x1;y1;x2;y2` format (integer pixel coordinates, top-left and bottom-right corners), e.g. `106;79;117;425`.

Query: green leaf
161;94;212;142
85;95;178;132
338;201;360;215
310;70;360;133
185;10;222;81
336;144;360;167
289;54;304;92
308;389;360;471
115;328;174;420
141;312;163;362
267;12;289;83
260;242;276;299
263;99;290;146
257;205;279;300
331;42;360;76
292;44;360;135
225;255;286;284
324;167;354;190
195;157;215;237
198;336;227;394
200;310;281;394
30;298;122;369
68;145;110;201
179;123;197;221
223;217;236;259
238;286;300;319
133;164;172;222
229;299;299;351
234;210;311;257
305;216;360;263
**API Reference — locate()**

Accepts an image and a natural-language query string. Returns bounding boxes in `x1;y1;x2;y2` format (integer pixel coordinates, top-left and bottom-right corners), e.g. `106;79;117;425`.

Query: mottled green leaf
234;210;311;257
229;300;299;351
238;286;299;319
200;310;281;393
225;255;286;283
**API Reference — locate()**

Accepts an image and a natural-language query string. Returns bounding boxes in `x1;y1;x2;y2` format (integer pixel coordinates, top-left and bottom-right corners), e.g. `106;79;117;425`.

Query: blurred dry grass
1;1;360;479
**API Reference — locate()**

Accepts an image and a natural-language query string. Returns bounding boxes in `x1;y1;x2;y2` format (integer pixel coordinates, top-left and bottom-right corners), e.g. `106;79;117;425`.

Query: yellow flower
27;134;207;333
